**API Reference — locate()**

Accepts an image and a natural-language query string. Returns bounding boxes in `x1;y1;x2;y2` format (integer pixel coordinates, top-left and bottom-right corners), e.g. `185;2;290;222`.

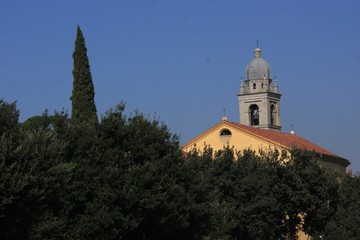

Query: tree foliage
315;174;360;240
0;100;357;239
70;25;98;127
0;120;70;239
0;99;19;136
22;109;69;134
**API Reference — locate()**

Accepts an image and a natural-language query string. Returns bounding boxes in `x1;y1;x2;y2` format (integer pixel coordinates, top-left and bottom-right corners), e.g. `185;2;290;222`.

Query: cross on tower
256;39;260;48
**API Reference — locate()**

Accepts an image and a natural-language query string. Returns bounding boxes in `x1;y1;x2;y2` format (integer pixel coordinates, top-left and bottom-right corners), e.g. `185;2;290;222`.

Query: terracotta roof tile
227;122;338;157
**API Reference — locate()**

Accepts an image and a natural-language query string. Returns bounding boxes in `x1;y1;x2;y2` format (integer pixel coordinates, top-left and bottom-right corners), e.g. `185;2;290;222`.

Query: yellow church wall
183;121;348;176
316;158;346;175
182;122;286;155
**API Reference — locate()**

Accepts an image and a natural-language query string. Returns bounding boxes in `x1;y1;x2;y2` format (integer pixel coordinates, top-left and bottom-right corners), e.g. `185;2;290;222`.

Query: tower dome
246;48;271;80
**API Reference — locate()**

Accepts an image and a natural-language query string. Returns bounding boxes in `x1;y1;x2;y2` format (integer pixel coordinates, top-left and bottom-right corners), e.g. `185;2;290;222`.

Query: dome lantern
254;47;261;58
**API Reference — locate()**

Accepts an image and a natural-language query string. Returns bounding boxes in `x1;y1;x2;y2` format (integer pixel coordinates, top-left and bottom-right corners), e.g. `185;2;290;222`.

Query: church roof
226;121;337;157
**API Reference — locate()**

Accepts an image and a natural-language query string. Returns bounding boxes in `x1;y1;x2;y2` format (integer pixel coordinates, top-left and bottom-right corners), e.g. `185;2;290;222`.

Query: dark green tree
70;25;98;127
184;146;340;240
21;109;69;135
0;98;344;240
30;104;193;240
316;174;360;240
0;99;19;136
95;107;193;240
280;150;339;238
0;128;71;239
203;148;284;240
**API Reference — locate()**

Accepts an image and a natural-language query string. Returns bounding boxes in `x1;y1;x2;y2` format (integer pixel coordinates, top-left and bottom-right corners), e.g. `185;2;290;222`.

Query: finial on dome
254;40;261;58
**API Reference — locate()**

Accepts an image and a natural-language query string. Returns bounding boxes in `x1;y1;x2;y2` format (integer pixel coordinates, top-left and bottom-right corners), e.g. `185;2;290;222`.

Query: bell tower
237;47;281;131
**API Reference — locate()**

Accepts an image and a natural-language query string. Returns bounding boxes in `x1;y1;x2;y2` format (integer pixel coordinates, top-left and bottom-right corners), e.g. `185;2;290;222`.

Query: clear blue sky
1;0;359;171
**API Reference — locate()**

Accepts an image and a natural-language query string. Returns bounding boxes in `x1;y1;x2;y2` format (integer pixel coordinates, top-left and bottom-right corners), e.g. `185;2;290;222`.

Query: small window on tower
253;83;256;90
261;83;264;89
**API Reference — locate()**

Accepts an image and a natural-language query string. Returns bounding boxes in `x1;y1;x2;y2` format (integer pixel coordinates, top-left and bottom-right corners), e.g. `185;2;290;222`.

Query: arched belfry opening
270;104;275;125
238;46;282;131
249;104;259;126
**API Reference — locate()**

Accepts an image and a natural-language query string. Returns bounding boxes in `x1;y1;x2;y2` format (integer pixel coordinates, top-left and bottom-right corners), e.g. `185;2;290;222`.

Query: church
182;47;350;175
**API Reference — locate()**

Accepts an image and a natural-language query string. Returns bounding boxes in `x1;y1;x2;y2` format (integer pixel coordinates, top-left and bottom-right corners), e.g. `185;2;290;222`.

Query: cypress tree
70;25;98;126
